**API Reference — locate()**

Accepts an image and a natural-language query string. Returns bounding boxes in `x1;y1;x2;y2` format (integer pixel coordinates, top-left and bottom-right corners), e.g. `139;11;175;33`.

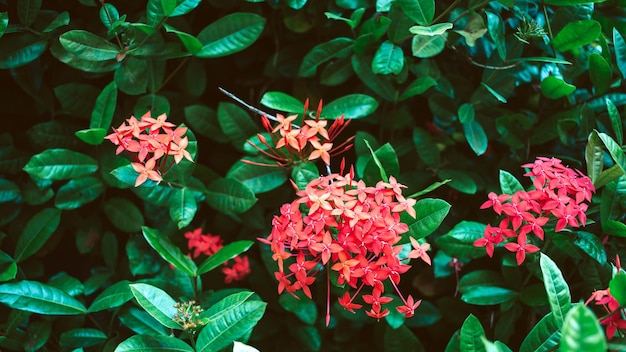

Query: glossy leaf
99;3;119;29
184;104;228;142
196;12;266;58
540;253;571;327
437;169;478;194
205;177;257;214
196;291;267;352
90;81;117;133
51;40;120;72
407;198;451;239
463;120;488;156
541;76;576;99
606;99;623;145
217;102;258;151
0;280;86;315
322;94;379;119
43;11;70;33
396;0;434;25
227;161;287;194
499;170;524;195
169;188;197;229
461;286;518;306
588;53;611;95
0;250;17;282
60;328;107;349
486;12;506;60
114;335;193;352
170;0;203;16
164;24;203;54
409;23;453;36
400;76;437;100
560;303;607;352
115;57;148;95
460;314;487;352
0;33;47;69
59;30;120;61
0;178;19;203
198;240;253;275
436;221;487;259
129;283;181;329
595;130;626;173
299;37;354;77
372;40;404;75
15;208;61;263
363;142;398;184
23;149;98;180
412;34;446;58
351;54;397;102
614;28;626;80
292;162;320;190
54;177;103;209
142;226;197;276
260;91;304;114
609;273;626;306
75;128;107;145
118;306;168;336
88;280;133;313
520;312;561;352
103;197;144;233
552;20;601;52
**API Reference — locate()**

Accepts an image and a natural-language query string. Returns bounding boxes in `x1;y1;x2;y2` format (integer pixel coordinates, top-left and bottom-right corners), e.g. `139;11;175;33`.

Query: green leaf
54;176;103;209
588;53;611;95
552;20;601;52
142;226;197;276
99;3;119;29
115;335;193;352
171;0;203;16
412;127;440;166
541;76;576;99
574;231;606;264
461;286;518;306
384;324;422;351
206;178;257;214
396;0;434;25
23;319;51;351
499;170;524;195
322;94;379;119
299;37;354;77
437;169;477;194
560;303;607;352
217;102;258;151
609;273;626;306
43;11;70;33
23;149;98;180
407;198;451;239
460;314;487;352
279;293;317;325
88;280;133;313
614;28;626;80
0;12;8;39
169;188;197;229
196;291;267;352
520;313;561;352
0;178;20;203
540;253;571;327
115;57;148;95
480;82;507;103
15;208;61;262
0;250;17;282
197;240;253;275
0;280;86;315
436;221;486;259
18;0;41;26
595;130;626;173
90;81;117;133
0;33;47;69
409;23;453;36
363;142;399;184
292;162;320;190
458;104;474;123
75;128;107;145
544;0;607;3
164;24;203;54
463;119;488;156
196;12;266;58
508;57;572;65
50;40;120;73
184;104;228;143
372;40;404;75
129;283;180;329
118;306;168;336
59;328;107;349
351;54;397;102
227;161;287;194
59;30;120;61
412;34;446;58
103;197;144;233
486;12;506;60
400;76;437;100
260;91;304;114
606;99;623;145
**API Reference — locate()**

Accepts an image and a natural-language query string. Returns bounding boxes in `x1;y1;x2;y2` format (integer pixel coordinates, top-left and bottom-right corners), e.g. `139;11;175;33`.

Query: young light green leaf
409;23;453;36
196;12;266;58
23;149;98;180
129;283;180;329
0;280;86;315
15;208;61;262
541;76;576;99
196;291;267;352
87;280;133;313
540;253;571;327
141;226;197;276
198;240;253;275
114;334;193;352
412;34;446;58
552;20;601;52
560;303;607;352
299;37;354;77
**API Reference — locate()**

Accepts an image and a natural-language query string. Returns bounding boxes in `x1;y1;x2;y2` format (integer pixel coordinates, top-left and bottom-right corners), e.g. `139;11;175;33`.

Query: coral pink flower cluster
185;228;250;284
475;157;594;265
585;257;626;339
246;100;354;167
105;112;193;187
260;170;430;324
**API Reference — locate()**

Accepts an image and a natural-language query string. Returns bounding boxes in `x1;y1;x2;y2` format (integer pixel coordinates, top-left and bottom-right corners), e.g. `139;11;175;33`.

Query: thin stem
432;0;462;24
157;57;191;93
219;87;281;123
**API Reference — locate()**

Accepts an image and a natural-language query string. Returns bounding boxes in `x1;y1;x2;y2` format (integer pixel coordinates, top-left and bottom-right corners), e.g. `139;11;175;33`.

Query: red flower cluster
475;157;594;265
105;112;193;186
259;170;430;324
246;100;353;167
185;228;250;283
586;257;626;339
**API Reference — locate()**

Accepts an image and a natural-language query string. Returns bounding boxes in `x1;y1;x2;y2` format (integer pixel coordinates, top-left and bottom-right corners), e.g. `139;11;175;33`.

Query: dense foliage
1;0;626;351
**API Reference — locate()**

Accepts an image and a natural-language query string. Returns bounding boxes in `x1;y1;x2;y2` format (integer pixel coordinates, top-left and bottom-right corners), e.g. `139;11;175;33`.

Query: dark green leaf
544;0;607;3
23;319;50;352
460;314;487;352
15;208;61;262
407;198;451;239
0;13;7;39
461;286;518;306
481;82;507;103
540;253;571;327
0;178;20;203
196;291;266;352
0;250;17;282
396;0;434;25
463;120;488;156
54;176;103;209
50;40;120;73
595;131;626;173
23;149;98;180
59;30;120;61
59;328;107;349
436;221;487;259
42;11;70;33
217;102;258;151
372;40;404;75
196;13;266;58
520;313;561;352
260;91;305;114
142;226;197;276
227;161;287;194
129;283;180;329
115;57;148;95
458;104;474;123
552;20;601;52
88;280;133;313
169;188;197;229
499;170;524;195
118;306;168;336
606;99;623;145
184;104;228;142
299;37;353;77
400;76;437;100
115;335;193;351
90;80;117;134
197;240;253;275
613;28;626;80
75;128;107;145
574;231;606;264
437;169;477;194
292;162;320;190
279;293;317;325
384;324;422;352
588;53;611;95
99;4;119;29
363;142;399;184
561;304;607;352
541;76;576;99
0;33;47;69
322;94;379;120
18;0;41;26
486;12;506;60
103;197;144;233
205;178;257;214
412;127;440;166
171;0;203;16
351;54;397;102
0;280;86;314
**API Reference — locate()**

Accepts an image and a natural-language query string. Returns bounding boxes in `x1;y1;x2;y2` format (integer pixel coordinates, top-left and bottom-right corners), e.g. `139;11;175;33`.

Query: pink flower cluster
260;169;431;324
185;228;250;284
586;257;626;339
246;100;353;167
475;157;594;265
105;112;193;187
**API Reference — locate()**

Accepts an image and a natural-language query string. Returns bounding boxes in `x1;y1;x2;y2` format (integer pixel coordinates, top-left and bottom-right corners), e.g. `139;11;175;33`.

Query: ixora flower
259;169;430;325
244;99;354;167
105;111;193;186
585;256;626;340
474;157;594;265
185;228;251;283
